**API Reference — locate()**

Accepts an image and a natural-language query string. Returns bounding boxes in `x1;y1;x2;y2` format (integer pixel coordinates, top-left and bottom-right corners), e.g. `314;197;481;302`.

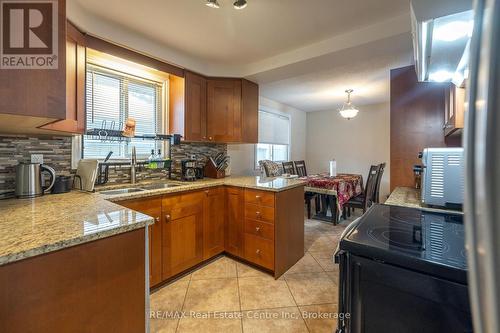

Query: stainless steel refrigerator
464;0;500;332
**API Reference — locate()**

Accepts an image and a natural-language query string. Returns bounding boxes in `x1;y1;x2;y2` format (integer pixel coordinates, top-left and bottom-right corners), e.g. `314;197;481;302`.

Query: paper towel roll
329;160;337;177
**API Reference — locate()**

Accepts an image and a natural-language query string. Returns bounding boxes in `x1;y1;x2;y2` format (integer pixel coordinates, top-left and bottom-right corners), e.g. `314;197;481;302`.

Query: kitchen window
255;110;290;168
83;59;167;159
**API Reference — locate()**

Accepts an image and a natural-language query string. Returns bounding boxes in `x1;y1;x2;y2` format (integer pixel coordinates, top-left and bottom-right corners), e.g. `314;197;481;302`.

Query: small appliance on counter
51;176;73;194
181;160;204;181
335;204;471;333
419;147;464;208
15;162;56;198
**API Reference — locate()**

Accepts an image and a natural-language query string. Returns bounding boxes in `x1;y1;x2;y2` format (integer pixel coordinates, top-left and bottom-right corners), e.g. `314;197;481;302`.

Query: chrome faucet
131;146;137;184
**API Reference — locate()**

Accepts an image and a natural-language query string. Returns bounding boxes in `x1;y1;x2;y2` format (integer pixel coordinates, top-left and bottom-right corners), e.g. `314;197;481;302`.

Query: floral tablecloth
301;173;364;211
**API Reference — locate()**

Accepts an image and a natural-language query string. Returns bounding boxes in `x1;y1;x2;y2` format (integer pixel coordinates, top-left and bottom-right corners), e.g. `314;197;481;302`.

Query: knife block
204;161;225;179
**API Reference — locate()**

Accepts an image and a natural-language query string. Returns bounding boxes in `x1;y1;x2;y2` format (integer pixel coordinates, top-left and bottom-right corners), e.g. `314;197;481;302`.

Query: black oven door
338;254;472;333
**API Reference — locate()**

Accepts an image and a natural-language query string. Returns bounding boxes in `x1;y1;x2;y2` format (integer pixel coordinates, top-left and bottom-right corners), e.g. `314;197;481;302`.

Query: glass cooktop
340;204;467;283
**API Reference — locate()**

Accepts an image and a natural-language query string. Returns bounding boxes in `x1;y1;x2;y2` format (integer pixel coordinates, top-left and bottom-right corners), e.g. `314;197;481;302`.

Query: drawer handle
255;195;261;200
256;249;261;255
165;214;171;222
255;226;261;232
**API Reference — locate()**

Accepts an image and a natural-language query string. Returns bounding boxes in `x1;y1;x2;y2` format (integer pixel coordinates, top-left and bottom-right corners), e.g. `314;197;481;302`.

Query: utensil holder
204;161;225;179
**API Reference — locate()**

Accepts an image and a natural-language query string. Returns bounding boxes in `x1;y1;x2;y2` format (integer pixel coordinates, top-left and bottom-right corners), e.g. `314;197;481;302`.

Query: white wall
306;102;391;200
227;97;307;176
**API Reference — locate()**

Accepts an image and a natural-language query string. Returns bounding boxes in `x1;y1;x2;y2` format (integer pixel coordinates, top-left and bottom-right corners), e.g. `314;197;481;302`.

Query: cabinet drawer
244;219;274;240
244;234;274;270
244;189;275;207
244;204;274;224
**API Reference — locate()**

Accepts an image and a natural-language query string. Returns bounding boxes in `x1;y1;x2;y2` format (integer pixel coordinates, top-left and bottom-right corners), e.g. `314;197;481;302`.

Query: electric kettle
15;163;56;198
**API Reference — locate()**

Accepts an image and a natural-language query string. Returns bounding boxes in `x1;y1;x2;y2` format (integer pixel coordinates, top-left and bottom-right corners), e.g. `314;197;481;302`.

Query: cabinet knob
255;226;261;232
255;195;261;200
209;137;213;140
155;217;160;223
205;190;209;195
202;136;207;139
165;214;171;222
256;211;261;218
256;249;261;255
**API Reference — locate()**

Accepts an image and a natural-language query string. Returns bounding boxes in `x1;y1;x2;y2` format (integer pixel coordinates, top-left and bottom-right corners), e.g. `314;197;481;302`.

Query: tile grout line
176;274;192;333
283;273;311;333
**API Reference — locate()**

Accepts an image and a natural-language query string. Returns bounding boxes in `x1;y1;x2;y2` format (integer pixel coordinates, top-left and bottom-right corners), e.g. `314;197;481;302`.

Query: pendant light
233;0;248;9
206;0;220;8
339;89;359;120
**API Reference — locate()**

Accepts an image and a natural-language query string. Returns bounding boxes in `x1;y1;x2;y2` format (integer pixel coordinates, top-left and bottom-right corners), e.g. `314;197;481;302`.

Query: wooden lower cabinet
203;187;225;259
225;187;245;257
119;197;162;287
162;191;205;278
116;184;304;285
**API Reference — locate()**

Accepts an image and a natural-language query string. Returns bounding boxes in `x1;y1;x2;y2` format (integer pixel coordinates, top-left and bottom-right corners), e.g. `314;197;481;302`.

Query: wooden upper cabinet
184;71;207;141
40;21;86;134
444;84;466;137
0;0;66;133
203;187;225;259
241;79;259;143
225;187;244;257
207;79;242;142
162;191;205;278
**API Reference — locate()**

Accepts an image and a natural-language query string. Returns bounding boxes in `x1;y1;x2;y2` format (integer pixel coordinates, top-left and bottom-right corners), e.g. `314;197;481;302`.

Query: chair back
259;160;282;177
282;161;296;175
363;164;381;211
374;162;386;203
294;160;308;177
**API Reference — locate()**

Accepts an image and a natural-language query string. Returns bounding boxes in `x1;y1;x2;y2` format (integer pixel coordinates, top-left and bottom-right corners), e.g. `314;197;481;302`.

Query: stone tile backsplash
0;135;226;193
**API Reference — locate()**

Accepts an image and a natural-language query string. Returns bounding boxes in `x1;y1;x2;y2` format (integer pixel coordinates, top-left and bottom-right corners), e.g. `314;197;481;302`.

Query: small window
84;64;164;159
255;110;290;168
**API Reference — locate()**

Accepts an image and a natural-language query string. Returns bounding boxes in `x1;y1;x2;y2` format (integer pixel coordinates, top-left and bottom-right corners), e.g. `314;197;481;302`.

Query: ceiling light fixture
339;89;359;120
233;0;247;9
206;0;220;8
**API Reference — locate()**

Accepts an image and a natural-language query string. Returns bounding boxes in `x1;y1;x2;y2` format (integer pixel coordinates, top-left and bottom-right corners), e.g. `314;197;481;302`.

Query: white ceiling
68;0;414;112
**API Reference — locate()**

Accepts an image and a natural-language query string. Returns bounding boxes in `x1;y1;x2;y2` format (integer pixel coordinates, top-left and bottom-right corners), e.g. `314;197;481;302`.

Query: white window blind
258;110;290;145
84;64;163;159
255;111;290;167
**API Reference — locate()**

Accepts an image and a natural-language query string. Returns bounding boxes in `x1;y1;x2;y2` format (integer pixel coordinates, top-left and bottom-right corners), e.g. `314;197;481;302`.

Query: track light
206;0;220;8
233;0;247;9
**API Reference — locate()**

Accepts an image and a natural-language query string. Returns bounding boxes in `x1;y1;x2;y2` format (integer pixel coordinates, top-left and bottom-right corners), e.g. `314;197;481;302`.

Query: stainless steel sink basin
99;188;146;195
139;183;181;190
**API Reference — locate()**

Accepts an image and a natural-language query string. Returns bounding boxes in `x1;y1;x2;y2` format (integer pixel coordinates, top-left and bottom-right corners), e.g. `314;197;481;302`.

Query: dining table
300;173;364;223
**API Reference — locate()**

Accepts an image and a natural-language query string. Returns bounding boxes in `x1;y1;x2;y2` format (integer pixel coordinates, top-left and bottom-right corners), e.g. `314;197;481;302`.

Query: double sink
99;183;181;196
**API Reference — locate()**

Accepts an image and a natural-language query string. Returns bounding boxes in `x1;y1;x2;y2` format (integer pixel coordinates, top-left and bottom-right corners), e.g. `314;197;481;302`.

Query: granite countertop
100;176;306;202
0;176;305;266
0;191;154;266
385;187;463;214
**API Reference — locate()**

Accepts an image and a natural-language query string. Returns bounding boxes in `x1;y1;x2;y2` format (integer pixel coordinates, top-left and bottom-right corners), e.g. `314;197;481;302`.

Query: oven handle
334;217;362;263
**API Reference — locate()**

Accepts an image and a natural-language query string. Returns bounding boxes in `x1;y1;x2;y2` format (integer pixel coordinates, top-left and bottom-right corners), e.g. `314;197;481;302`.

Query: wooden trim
85;35;184;77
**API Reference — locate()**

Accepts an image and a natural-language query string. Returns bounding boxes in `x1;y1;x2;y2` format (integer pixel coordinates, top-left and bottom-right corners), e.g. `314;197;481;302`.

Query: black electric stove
340;204;467;283
336;204;472;333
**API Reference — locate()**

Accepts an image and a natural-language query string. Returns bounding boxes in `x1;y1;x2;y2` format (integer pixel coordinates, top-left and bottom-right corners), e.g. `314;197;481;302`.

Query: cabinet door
207;79;242;142
39;21;86;134
119;197;163;287
184;71;207;141
225;187;244;256
241;79;259;143
162;191;204;278
203;187;225;259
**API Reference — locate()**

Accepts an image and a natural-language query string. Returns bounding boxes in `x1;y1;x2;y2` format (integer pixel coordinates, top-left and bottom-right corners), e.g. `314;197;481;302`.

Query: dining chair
343;164;381;216
374;162;386;203
282;161;296;175
294;160;307;177
291;160;319;219
259;160;282;177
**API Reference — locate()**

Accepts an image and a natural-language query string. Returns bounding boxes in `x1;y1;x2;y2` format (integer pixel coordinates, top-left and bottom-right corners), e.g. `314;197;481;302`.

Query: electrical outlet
31;154;44;164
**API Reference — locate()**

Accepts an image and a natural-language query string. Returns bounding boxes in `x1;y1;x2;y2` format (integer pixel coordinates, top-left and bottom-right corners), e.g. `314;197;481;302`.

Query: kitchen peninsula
0;176;305;332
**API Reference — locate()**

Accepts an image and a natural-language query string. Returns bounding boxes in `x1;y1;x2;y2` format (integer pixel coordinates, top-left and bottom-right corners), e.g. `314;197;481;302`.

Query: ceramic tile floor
150;213;359;333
